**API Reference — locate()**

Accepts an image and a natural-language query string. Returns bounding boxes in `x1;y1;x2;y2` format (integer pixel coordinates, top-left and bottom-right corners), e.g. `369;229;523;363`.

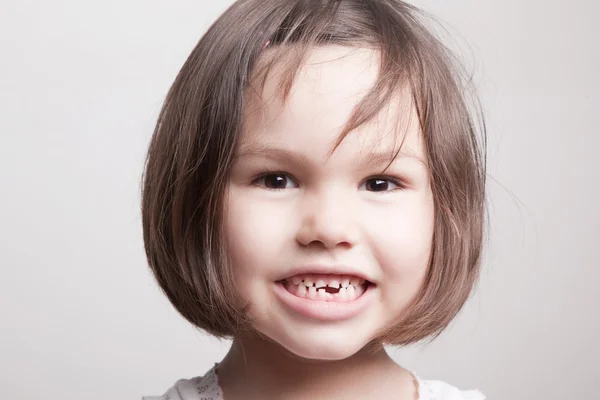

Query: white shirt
143;364;485;400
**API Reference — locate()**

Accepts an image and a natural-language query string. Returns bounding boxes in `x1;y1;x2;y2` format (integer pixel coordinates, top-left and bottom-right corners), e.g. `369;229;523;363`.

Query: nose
295;188;358;249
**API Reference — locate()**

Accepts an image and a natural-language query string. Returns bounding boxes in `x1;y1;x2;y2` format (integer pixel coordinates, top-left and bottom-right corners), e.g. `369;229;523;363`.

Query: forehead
242;45;424;161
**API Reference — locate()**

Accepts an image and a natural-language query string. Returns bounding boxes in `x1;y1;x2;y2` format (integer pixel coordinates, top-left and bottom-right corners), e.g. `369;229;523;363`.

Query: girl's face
226;46;434;360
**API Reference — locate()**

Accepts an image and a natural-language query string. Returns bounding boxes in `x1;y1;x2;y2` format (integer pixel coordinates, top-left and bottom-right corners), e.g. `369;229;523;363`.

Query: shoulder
142;366;221;400
418;379;485;400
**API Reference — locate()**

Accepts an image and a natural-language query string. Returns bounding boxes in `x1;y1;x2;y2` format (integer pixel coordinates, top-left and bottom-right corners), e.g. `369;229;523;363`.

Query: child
141;0;487;399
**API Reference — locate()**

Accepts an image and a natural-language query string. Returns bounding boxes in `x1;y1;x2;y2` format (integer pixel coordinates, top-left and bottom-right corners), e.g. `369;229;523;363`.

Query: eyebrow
236;145;428;169
237;145;311;166
362;149;428;169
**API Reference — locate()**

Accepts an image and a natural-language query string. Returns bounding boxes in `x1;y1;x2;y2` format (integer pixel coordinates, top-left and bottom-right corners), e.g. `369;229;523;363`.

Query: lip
278;265;375;283
273;281;376;321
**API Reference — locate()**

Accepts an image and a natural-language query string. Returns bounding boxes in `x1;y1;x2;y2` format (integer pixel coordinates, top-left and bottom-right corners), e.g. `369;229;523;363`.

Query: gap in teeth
283;275;368;302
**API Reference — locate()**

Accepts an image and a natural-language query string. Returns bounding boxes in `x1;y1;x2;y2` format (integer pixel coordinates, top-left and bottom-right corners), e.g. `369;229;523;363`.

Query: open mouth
278;274;373;303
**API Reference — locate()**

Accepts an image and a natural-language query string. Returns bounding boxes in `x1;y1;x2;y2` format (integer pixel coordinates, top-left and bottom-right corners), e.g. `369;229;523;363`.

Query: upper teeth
286;275;367;289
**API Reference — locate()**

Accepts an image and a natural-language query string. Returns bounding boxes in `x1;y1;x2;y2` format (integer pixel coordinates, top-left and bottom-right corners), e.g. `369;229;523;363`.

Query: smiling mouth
278;274;373;302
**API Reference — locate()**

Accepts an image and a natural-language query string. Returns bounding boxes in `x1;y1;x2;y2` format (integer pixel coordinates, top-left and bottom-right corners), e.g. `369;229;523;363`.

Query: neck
217;334;414;400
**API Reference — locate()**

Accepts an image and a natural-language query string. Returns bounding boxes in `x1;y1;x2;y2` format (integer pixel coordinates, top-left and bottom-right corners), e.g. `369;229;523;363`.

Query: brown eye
255;173;298;189
361;178;400;192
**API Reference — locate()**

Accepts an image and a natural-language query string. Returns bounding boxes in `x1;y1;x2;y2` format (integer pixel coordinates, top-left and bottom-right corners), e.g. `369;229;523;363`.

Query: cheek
368;193;434;279
224;188;295;280
367;195;433;318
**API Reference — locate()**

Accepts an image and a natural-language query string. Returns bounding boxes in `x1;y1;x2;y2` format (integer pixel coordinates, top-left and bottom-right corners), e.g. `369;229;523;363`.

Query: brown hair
141;0;487;345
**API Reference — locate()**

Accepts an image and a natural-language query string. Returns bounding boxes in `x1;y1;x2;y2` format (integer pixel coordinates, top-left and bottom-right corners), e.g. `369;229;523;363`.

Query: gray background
1;0;598;399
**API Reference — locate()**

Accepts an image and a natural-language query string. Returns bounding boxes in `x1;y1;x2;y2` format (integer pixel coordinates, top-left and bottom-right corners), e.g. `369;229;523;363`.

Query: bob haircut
141;0;487;345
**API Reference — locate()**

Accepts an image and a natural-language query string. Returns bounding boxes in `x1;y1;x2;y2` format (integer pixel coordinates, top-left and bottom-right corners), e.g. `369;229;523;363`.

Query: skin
219;45;434;399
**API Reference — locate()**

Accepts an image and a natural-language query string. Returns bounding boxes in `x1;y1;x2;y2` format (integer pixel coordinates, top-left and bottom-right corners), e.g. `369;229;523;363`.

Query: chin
261;324;373;362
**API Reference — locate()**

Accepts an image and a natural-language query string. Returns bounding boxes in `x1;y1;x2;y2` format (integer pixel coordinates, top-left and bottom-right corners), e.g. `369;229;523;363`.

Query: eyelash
365;176;405;191
250;170;297;190
249;169;405;192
